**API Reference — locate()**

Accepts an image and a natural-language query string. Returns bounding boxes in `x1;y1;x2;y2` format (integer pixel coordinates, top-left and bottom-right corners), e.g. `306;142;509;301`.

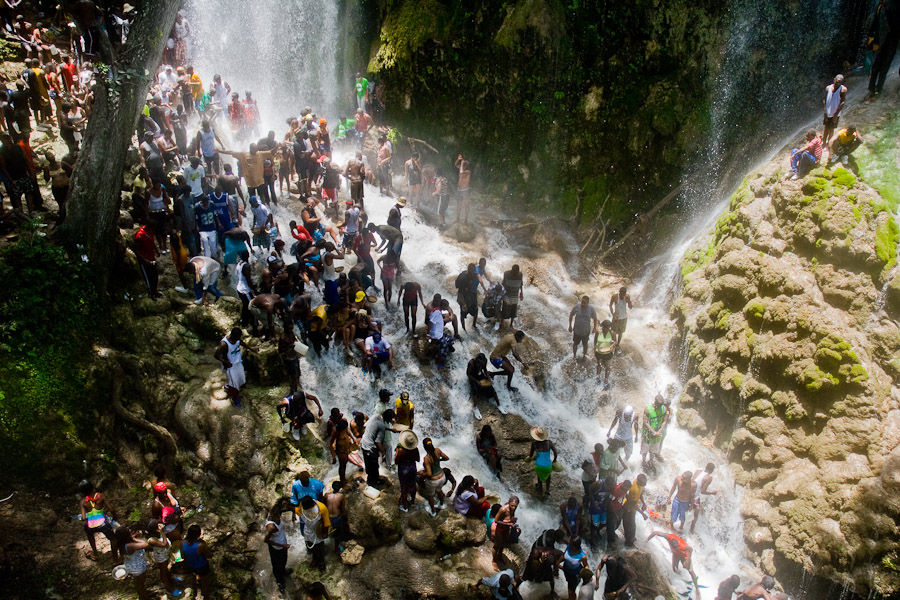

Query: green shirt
334;119;356;139
355;78;369;98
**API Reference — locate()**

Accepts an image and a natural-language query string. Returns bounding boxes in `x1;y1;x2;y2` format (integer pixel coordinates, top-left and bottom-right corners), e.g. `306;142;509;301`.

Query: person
569;295;598;359
221;144;275;203
828;126;863;166
377;249;398;304
491;496;520;569
376;136;392;196
609;287;632;349
399;280;425;335
419;437;449;516
788;130;823;178
476;424;503;477
116;527;150;600
522;543;563;597
455;154;472;223
866;0;900;100
598;439;627;481
248;195;276;252
195;119;224;176
716;575;743;600
475;569;521;600
575;567;595;600
325;481;347;552
329;417;356;487
344;152;366;208
432;167;451;226
279;391;324;439
593;319;617;386
691;463;719;533
822;74;847;147
499;265;524;331
453;475;491;518
607;478;630;547
184;255;224;305
456;263;480;331
182;525;213;600
736;576;776;600
363;330;393;375
194;192;218;259
218;162;246;207
489;330;528;391
607;405;638;460
298;495;330;572
529;427;558;495
42;151;71;221
145;178;172;254
277;327;302;394
586;479;612;546
151;482;181;541
145;520;172;592
597;555;636;600
641;394;668;467
622;474;647;547
555;537;589;600
361;409;395;488
405;151;422;204
338;200;361;250
559;496;583;539
321;242;344;306
79;480;119;562
264;497;293;593
290;471;326;514
531;528;565;554
354;72;369;111
214;327;250;407
395;429;420;512
468;353;503;419
134;222;161;299
368;221;403;259
647;530;697;586
394;391;415;428
667;470;696;532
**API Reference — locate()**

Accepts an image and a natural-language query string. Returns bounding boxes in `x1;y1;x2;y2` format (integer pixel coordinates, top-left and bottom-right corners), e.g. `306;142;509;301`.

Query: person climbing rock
278;390;324;440
716;575;743;600
214;327;253;407
468;353;503;418
647;530;698;588
489;330;527;392
597;555;636;600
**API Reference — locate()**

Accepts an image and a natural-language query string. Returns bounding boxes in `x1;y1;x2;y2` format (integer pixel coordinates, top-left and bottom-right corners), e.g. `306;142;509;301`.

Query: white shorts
616;436;634;459
226;362;246;390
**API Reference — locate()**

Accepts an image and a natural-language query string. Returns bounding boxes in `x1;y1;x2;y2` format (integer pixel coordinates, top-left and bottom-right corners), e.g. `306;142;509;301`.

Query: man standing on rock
607;405;639;461
822;74;847;148
456;262;481;332
641;394;667;467
499;265;524;332
360;408;395;488
667;470;696;532
568;295;598;359
609;287;632;351
214;327;252;407
344;152;366;209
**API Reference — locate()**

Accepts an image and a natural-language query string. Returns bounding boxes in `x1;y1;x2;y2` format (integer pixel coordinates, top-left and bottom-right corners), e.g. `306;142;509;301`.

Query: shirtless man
489;330;527;391
691;463;719;533
217;163;245;208
325;481;346;553
376;136;392;196
249;293;287;340
398;280;425;334
667;471;696;532
716;575;743;600
344;153;366;209
647;530;698;588
609;287;633;350
455;154;472;223
736;576;776;600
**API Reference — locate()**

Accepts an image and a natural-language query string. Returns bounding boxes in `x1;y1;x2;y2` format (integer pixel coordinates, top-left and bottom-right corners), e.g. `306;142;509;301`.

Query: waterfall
185;0;343;133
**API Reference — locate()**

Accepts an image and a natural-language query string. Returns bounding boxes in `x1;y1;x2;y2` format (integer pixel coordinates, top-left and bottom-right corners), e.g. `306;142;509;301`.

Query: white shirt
428;309;444;340
251;203;271;228
182;165;206;197
577;580;596;600
364;336;391;353
191;256;220;288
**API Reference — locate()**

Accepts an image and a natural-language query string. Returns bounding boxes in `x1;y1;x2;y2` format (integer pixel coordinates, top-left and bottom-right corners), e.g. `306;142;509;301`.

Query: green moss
744;298;766;322
802;177;831;196
855;109;900;211
802;364;839;392
729;177;753;211
732;373;744;389
832;168;857;188
370;0;449;72
875;217;900;266
681;237;715;277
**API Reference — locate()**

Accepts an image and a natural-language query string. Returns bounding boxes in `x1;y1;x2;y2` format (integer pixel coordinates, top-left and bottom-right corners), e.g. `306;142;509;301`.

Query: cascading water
186;0;343;131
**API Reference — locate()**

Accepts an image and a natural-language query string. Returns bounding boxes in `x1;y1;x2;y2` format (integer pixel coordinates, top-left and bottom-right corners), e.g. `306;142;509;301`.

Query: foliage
0;38;18;62
856;109;900;212
0;237;102;482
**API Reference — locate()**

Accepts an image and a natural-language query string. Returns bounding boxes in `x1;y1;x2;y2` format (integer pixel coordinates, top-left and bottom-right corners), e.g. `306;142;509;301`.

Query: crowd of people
3;1;885;599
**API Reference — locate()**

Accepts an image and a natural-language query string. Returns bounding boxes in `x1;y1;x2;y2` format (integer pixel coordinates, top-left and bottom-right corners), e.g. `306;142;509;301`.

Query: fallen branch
407;137;440;154
111;374;179;459
596;184;683;263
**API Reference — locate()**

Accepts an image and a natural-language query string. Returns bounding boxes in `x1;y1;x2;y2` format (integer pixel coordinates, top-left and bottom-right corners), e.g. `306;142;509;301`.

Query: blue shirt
195;201;217;232
290;477;324;506
211;192;234;231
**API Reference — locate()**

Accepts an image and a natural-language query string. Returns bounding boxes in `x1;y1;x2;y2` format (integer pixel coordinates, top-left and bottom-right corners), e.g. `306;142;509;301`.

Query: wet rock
133;296;172;316
340;540;365;565
345;483;402;548
442;221;478;243
437;512;486;551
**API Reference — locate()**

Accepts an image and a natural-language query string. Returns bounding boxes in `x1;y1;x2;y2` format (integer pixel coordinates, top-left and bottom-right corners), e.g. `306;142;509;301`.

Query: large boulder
345;483;402;548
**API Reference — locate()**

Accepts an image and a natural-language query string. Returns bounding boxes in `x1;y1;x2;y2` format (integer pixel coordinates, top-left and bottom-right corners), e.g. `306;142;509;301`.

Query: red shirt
61;63;78;89
134;226;157;263
291;225;312;243
805;137;823;162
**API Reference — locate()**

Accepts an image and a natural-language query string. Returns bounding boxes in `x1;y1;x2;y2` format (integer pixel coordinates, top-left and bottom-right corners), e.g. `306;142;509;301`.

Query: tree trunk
62;1;181;291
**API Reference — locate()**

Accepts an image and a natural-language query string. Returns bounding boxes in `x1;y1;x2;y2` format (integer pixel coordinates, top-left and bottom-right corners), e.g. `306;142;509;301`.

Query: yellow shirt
394;398;414;427
624;481;644;512
189;74;203;100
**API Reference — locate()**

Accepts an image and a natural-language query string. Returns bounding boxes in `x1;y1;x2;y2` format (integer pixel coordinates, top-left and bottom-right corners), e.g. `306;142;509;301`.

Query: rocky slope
672;105;900;596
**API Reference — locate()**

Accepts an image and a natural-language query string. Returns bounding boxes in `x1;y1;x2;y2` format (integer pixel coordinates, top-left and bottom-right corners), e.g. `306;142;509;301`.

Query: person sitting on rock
473;568;521;600
522;544;562;597
788;130;823;179
476;424;503;478
828;126;862;167
277;391;323;440
468;353;504;419
736;576;776;600
452;475;491;519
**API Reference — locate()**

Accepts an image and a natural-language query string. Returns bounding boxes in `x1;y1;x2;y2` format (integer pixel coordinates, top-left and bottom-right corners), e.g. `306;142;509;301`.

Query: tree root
110;373;178;459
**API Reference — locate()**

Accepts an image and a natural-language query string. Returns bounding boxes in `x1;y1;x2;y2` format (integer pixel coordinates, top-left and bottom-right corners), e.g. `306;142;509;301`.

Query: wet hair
513;330;526;342
332;481;342;492
456;475;475;496
706;462;716;473
300;496;315;509
146;519;162;536
78;480;95;496
115;526;135;548
489;504;501;517
762;576;775;590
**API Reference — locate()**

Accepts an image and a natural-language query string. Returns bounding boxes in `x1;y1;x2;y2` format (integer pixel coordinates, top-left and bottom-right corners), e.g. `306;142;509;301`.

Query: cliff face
672;106;900;596
352;0;861;231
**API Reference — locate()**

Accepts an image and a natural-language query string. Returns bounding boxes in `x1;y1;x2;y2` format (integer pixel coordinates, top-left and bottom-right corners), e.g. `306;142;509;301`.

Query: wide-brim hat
531;426;549;441
396;197;408;207
399;429;418;450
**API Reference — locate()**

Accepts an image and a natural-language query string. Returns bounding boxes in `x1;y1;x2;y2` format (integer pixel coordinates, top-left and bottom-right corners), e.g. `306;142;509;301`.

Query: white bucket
293;341;309;356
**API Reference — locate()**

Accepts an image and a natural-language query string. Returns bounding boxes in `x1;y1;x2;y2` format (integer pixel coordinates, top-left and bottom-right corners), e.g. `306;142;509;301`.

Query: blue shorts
373;350;390;365
672;497;689;524
490;357;503;368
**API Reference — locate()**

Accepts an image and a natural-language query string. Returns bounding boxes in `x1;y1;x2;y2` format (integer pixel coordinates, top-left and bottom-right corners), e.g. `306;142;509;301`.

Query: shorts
282;356;300;377
351;180;364;201
458;188;470;205
671;497;689;523
573;332;589;345
438;194;450;216
323;187;336;201
563;567;580;590
250;303;268;325
342;231;357;248
611;318;627;336
372;350;390;365
595;351;613;363
490;357;504;368
641;435;662;457
501;301;518;319
402;298;418;308
190;563;210;576
823;114;839;128
225;362;246;390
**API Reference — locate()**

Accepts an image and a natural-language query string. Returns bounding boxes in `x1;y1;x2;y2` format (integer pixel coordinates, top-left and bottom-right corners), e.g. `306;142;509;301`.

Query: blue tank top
536;450;552;468
565;505;578;526
224;236;247;265
562;547;585;573
182;540;208;569
211;193;233;230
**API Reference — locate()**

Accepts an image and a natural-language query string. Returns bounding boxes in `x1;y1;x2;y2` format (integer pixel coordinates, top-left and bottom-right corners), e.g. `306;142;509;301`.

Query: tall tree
62;0;181;291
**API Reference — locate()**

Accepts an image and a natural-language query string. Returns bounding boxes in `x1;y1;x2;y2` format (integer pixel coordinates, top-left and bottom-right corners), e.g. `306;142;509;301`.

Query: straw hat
396;197;408;207
399;429;418;450
531;426;549;441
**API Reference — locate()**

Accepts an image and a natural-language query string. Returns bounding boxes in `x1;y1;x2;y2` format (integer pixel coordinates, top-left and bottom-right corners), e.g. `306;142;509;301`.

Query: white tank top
613;296;628;319
265;519;287;548
323;254;337;281
614;411;634;441
199;128;216;157
693;471;706;500
235;260;251;295
148;189;166;212
222;336;242;365
825;85;843;118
